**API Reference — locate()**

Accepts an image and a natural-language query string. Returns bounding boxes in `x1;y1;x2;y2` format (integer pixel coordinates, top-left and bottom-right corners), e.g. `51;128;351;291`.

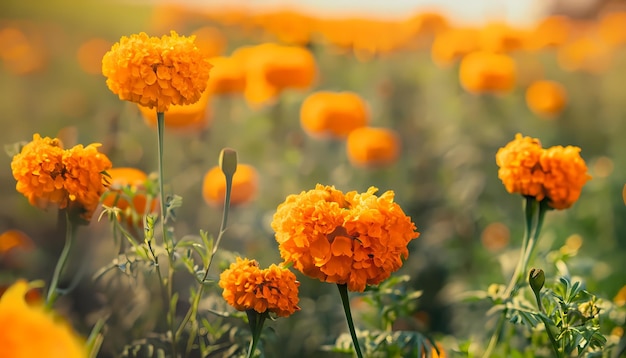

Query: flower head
0;280;86;357
496;133;591;210
300;91;369;139
525;80;567;118
496;133;545;201
11;133;112;221
219;257;300;317
346;127;401;167
202;164;258;206
272;185;419;292
101;167;158;226
539;145;591;209
459;51;516;94
102;31;212;112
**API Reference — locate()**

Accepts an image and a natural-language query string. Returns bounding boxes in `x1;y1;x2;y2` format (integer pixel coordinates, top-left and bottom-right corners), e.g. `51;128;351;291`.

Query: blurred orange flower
527;16;572;50
300;91;369;139
557;36;612;73
459;51;516;94
496;133;591;209
206;56;247;95
234;43;317;107
219;257;300;317
0;230;34;256
202;164;258;206
192;26;226;58
102;31;212;112
479;22;527;53
139;82;212;131
271;185;419;292
622;184;626;206
598;11;626;48
525;80;567;118
76;37;112;75
0;26;46;75
540;145;591;210
0;280;86;357
346;127;400;167
615;285;626;306
252;10;315;46
101;167;158;226
431;28;480;67
11;134;112;221
480;222;510;252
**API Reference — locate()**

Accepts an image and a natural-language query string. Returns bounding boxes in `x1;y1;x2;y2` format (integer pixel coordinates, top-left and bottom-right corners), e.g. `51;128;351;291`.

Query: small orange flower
480;223;510;252
622;184;626;206
346;127;400;167
0;26;46;75
496;133;545;201
431;28;480;67
272;185;419;292
496;133;591;210
192;26;226;58
526;16;571;51
11;134;66;210
101;167;158;226
77;37;112;75
598;11;626;48
479;22;526;53
138;83;212;131
219;257;300;317
459;51;516;94
11;134;112;221
206;56;247;95
0;280;86;357
525;80;567;118
300;91;369;139
615;285;626;306
0;230;34;269
102;31;212;112
235;43;317;107
202;164;258;206
539;145;591;210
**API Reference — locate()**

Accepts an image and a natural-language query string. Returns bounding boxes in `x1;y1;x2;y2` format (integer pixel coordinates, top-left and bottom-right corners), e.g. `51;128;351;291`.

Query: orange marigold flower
495;133;545;201
62;143;112;220
219;257;300;317
459;51;516;94
10;134;66;210
539;145;591;210
272;185;419;292
525;80;567;118
346;127;400;167
615;285;626;306
0;280;86;357
202;164;258;206
300;91;369;139
11;134;112;221
102;31;212;113
206;56;247;95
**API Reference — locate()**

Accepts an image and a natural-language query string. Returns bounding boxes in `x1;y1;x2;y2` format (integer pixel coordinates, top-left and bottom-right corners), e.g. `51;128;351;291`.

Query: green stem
504;197;537;297
175;172;233;345
157;111;177;357
482;312;505;358
46;211;76;308
337;284;363;358
246;310;267;358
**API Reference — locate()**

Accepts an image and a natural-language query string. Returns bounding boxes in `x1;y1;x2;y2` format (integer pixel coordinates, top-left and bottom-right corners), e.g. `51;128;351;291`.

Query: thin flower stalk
338;283;364;358
46;210;78;308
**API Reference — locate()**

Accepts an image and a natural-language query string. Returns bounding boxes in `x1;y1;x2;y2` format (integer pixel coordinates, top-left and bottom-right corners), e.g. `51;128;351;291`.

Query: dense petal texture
219;258;300;317
496;133;591;210
272;184;419;292
102;31;212;112
495;133;545;201
0;280;87;358
11;134;112;220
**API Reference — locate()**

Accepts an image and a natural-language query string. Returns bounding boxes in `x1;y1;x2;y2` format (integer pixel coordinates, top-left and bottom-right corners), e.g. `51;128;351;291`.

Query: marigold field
1;1;625;357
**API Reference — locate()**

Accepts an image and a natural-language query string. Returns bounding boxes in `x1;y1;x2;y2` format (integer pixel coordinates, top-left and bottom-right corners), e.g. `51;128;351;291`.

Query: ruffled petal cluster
0;280;86;358
271;184;419;292
496;133;591;209
11;134;112;220
102;31;212;113
219;257;300;317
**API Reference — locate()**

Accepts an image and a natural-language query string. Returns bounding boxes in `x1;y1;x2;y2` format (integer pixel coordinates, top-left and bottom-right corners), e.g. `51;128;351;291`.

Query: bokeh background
1;0;625;356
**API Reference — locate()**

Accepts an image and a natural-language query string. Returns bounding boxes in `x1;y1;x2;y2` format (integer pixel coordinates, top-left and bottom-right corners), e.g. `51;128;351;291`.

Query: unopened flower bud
529;268;545;295
219;148;238;177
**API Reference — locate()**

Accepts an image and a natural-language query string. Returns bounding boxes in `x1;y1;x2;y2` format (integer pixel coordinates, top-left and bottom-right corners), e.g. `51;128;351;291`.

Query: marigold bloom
539;145;591;210
346;127;400;167
598;11;626;47
77;37;112;75
272;185;419;292
11;134;112;220
525;80;567;118
300;91;369;139
496;134;591;210
219;257;300;317
11;134;66;210
202;164;258;206
431;28;480;67
496;133;545;201
102;31;212;112
138;82;212;131
101;167;158;226
459;51;516;94
526;16;571;51
0;280;86;357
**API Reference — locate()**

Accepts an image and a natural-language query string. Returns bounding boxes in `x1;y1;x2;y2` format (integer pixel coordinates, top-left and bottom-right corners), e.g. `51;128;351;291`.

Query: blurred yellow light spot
481;222;510;252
